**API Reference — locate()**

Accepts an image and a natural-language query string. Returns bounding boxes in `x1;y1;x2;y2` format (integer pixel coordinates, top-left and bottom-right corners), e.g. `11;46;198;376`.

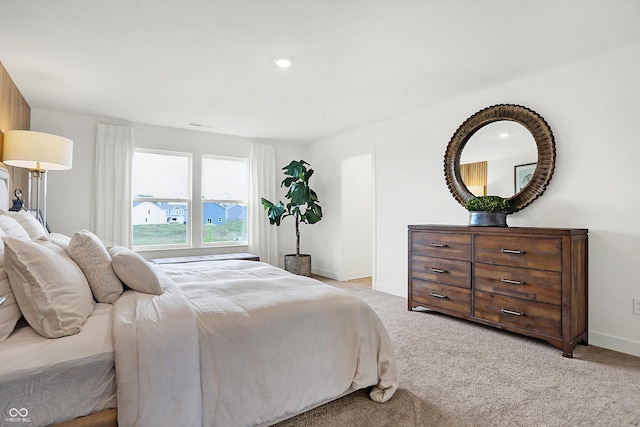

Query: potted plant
261;160;323;276
465;195;510;227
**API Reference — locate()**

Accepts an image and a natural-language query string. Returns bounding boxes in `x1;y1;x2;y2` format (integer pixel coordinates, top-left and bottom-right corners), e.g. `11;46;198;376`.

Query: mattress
0;303;116;426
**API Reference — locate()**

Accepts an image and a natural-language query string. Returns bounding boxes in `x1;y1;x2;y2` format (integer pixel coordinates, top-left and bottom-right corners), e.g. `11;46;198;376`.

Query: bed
0;304;117;425
0;167;398;426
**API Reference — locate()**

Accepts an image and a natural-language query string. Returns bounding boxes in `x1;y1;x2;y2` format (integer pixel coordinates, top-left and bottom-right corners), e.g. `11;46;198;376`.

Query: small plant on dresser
465;195;510;227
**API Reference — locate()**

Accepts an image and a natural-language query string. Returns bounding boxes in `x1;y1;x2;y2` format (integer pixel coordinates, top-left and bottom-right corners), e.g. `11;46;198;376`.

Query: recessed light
274;58;292;68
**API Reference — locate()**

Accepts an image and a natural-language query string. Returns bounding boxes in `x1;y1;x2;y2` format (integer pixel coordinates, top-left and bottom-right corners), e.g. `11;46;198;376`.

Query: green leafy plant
261;160;323;256
465;195;510;212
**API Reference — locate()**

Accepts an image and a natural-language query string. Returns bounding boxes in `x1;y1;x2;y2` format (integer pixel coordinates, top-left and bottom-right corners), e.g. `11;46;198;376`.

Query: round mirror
444;104;555;213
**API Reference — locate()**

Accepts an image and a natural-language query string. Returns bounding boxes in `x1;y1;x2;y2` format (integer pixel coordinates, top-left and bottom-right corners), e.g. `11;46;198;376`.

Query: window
131;150;249;249
201;156;248;244
132;149;191;248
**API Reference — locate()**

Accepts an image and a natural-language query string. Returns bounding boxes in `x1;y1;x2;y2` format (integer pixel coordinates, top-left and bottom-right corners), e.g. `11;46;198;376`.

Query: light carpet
274;277;640;427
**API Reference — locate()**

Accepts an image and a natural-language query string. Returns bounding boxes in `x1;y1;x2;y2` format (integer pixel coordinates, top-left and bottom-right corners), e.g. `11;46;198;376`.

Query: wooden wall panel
0;62;31;130
0;61;31;205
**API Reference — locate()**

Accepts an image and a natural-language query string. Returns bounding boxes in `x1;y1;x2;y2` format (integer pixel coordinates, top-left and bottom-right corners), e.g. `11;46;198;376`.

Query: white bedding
0;303;116;426
113;260;398;427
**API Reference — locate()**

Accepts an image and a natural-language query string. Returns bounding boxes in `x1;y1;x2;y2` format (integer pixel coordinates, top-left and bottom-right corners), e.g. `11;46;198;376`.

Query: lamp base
28;169;47;227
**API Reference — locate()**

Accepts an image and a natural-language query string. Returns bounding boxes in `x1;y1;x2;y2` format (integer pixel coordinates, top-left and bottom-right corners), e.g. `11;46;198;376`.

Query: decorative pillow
0;245;21;342
5;211;48;240
3;236;95;338
68;230;124;304
48;232;72;250
0;215;30;240
109;246;163;295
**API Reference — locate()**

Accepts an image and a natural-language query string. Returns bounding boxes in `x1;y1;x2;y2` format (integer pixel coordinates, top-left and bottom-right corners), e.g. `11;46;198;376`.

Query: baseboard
311;267;339;280
589;331;640;358
312;269;372;282
344;270;372;281
372;281;405;298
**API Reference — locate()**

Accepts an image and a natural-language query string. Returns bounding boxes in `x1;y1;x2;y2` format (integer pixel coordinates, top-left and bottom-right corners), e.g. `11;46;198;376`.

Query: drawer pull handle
430;268;448;274
429;292;448;299
501;249;525;254
430;243;448;248
501;308;525;316
501;278;524;285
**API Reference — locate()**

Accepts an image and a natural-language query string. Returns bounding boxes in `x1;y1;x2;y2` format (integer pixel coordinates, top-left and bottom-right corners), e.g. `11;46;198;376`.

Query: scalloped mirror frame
444;104;556;214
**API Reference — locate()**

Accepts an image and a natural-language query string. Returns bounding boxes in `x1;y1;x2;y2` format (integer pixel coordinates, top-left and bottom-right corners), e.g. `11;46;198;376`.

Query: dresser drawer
411;255;471;288
410;231;471;261
474;291;561;338
411;280;471;315
474;263;561;305
474;235;562;271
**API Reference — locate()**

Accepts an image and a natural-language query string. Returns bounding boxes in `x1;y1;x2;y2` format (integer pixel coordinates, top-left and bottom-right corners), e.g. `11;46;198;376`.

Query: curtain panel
248;143;278;266
91;124;134;247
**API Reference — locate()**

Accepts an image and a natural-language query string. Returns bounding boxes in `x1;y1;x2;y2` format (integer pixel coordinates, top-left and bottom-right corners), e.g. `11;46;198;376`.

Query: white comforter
113;260;398;427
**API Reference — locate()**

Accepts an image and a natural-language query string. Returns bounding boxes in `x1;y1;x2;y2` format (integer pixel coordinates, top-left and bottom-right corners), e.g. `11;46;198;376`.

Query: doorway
341;152;374;284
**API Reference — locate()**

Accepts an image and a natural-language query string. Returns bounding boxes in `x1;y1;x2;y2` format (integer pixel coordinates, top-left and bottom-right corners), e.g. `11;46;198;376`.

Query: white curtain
91;124;134;247
248;143;278;265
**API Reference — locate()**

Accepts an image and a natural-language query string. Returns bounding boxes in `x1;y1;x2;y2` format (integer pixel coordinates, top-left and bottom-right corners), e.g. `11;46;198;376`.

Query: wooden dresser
408;225;588;357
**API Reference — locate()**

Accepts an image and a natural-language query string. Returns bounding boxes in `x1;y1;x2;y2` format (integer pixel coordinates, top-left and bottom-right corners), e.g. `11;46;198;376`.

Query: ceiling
1;1;640;143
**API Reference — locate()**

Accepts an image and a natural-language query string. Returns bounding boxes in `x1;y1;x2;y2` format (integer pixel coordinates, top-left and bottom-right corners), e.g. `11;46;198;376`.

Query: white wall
30;109;307;263
308;41;640;357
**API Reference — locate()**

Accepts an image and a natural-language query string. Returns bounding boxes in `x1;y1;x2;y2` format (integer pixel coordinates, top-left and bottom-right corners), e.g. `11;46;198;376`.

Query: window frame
132;148;193;251
200;154;249;247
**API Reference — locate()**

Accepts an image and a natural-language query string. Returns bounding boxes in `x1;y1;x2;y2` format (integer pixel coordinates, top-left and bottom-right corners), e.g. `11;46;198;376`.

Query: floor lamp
2;130;73;228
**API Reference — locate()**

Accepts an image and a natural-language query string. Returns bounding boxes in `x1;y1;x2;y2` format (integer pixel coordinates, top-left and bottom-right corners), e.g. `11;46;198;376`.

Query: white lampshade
3;130;73;170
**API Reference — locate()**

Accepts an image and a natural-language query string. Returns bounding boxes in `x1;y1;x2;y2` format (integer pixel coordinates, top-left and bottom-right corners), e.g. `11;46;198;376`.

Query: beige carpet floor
275;277;640;427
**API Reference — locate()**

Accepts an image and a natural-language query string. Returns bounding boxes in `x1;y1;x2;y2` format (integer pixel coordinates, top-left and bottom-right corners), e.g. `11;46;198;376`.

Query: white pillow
0;215;29;240
68;230;124;304
48;232;72;250
109;246;163;295
0;244;21;342
3;236;95;338
5;211;48;240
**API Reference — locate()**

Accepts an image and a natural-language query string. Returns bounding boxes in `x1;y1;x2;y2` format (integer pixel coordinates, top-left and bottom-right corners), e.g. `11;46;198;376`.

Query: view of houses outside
202;202;248;243
132;201;247;246
132;201;188;246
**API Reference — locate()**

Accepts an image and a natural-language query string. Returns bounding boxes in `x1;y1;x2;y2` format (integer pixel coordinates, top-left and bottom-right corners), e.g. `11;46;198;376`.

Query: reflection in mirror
460;121;537;198
461;161;487;197
444;104;555;214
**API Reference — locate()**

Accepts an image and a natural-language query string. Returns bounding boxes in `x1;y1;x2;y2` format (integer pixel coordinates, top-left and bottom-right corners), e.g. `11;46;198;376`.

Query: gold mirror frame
444;104;555;214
